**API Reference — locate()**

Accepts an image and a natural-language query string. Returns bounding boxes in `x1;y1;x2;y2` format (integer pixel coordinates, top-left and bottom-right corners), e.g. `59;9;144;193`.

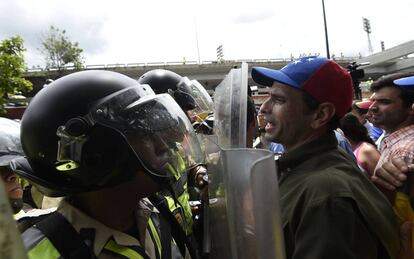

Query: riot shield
213;62;248;148
208;148;285;259
206;63;285;258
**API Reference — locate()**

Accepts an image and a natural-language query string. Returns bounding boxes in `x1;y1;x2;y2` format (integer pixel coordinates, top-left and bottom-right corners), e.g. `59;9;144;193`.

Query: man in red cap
252;56;398;259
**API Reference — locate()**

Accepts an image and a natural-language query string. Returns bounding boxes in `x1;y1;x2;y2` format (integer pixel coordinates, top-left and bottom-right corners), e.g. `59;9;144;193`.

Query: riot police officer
138;69;211;237
0;118;26;218
14;70;203;258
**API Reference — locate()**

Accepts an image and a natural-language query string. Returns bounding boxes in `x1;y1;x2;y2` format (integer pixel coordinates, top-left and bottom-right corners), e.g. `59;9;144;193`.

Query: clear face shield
188;79;214;121
56;86;203;180
175;77;214;121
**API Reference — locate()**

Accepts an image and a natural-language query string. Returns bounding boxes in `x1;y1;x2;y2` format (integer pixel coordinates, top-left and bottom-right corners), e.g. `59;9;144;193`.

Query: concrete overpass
356;40;414;78
24;57;356;96
24;40;414;95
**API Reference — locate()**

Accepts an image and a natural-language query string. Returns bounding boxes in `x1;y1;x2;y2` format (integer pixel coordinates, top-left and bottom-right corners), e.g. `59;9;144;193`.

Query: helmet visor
189;79;214;113
56;85;154;167
185;80;214;122
92;93;203;179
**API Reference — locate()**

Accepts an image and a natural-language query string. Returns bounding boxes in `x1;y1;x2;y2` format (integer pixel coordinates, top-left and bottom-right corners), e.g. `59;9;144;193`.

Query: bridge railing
25;56;358;73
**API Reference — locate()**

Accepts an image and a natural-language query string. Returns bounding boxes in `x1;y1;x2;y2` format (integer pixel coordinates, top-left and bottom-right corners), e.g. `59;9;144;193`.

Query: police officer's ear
310;102;336;129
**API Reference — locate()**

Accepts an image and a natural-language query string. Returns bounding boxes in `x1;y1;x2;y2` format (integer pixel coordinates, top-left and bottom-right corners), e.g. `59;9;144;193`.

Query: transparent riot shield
208;148;285;259
206;63;285;258
213;62;248;148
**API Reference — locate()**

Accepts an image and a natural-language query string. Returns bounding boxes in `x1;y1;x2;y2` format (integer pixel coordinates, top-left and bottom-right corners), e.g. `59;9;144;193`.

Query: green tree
0;36;32;113
41;26;84;71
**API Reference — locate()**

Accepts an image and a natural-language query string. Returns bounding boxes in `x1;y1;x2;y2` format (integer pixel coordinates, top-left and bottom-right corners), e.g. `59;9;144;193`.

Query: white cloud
0;0;413;67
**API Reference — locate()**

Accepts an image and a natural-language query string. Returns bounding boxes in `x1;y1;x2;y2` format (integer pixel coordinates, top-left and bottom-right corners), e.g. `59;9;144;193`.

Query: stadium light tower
321;0;330;59
363;17;373;54
216;44;224;63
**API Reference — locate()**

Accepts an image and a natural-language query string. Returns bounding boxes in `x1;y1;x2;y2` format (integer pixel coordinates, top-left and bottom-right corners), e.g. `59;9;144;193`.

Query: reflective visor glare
110;94;203;178
190;80;214;113
90;85;155;127
177;78;214;113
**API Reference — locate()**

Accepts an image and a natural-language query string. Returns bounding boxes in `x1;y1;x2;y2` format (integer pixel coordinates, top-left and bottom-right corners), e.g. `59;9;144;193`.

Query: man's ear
310;102;336;129
409;103;414;116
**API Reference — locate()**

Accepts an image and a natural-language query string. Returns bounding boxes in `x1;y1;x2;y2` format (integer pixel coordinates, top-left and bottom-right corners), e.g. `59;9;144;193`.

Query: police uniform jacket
21;198;163;258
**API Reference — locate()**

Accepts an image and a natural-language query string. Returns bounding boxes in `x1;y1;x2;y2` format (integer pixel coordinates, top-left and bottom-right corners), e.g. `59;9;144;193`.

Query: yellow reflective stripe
167;163;180;180
177;154;186;173
13;209;26;220
177;191;193;234
148;217;162;257
28;238;61;259
167;151;187;181
104;239;145;259
165;196;179;211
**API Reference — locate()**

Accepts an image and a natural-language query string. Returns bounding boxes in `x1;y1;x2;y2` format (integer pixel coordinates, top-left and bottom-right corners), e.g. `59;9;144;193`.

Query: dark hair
351;101;368;116
301;91;340;130
340;113;375;146
247;96;257;130
371;72;414;107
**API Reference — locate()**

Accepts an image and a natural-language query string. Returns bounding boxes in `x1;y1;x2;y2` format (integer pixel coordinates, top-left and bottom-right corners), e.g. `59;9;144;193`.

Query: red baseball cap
355;99;374;110
252;56;353;118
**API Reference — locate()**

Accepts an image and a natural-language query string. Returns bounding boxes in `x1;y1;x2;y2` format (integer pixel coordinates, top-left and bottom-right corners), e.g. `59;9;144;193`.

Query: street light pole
192;0;201;64
321;0;330;59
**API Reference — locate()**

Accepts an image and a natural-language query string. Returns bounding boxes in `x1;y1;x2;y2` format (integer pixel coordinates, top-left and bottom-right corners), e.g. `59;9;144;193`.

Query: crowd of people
1;56;414;259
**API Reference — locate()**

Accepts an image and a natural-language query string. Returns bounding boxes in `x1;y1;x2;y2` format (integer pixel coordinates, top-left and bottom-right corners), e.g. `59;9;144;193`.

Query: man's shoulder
387;125;414;146
283;166;395;224
382;131;414;161
281;164;362;201
304;165;363;192
280;147;370;203
394;131;414;144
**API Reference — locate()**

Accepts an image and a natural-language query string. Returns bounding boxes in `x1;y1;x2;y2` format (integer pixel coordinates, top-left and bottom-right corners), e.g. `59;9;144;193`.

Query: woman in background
340;113;381;176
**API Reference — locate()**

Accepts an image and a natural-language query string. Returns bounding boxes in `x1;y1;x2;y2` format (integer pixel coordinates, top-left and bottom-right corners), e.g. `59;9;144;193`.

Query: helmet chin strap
9;198;23;214
146;171;174;191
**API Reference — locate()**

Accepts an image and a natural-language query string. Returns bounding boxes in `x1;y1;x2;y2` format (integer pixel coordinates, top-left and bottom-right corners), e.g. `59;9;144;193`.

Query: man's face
259;82;314;151
369;87;411;133
0;166;23;200
365;109;374;123
127;132;173;176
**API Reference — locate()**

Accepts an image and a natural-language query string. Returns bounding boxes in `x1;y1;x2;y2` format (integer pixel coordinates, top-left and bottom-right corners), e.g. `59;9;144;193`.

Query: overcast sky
1;0;413;68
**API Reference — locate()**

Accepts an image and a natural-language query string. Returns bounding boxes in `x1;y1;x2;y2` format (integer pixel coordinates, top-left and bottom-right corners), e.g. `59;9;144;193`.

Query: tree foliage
0;36;32;112
41;26;84;71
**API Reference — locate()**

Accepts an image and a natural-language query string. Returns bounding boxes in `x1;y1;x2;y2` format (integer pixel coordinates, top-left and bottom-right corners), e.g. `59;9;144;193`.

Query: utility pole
192;0;201;64
194;16;201;64
321;0;330;59
363;17;373;54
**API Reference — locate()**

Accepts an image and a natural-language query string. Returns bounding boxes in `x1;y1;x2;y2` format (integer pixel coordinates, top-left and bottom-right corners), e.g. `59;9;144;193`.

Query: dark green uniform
278;132;399;259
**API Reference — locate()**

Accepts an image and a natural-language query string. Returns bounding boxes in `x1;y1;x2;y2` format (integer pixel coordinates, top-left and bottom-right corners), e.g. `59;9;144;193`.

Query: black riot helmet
138;69;214;116
18;70;203;197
